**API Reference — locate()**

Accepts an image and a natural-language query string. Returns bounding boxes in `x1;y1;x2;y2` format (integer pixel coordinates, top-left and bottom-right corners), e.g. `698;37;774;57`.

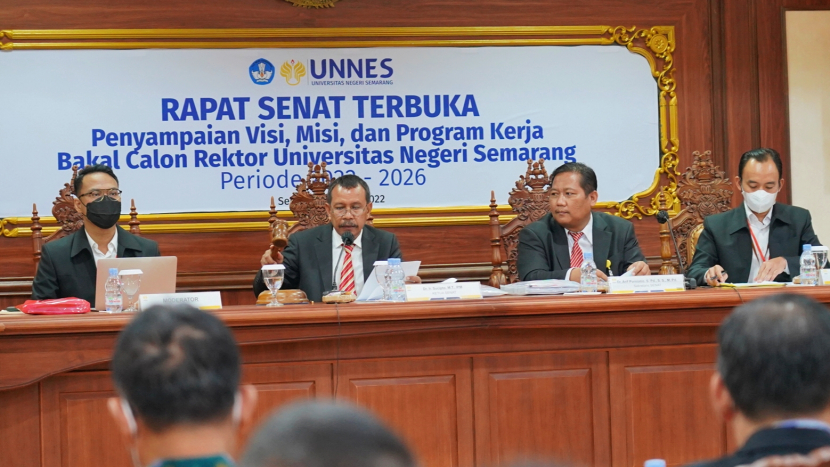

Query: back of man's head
111;304;241;432
718;293;830;421
241;402;414;467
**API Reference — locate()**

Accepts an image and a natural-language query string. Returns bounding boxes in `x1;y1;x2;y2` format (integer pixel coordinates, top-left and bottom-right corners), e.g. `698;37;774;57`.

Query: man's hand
405;276;421;284
705;265;728;287
568;269;609;282
626;261;650;276
260;249;283;266
754;257;787;282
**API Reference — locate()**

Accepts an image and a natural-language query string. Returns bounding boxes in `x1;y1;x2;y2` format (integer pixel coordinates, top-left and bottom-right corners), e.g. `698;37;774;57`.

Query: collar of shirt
331;228;364;250
149;454;235;467
744;202;773;229
84;229;118;265
774;419;830;433
331;228;365;295
566;214;594;246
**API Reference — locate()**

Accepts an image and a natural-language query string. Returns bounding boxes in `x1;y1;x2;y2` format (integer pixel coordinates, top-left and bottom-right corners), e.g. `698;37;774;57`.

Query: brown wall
2;0;828;305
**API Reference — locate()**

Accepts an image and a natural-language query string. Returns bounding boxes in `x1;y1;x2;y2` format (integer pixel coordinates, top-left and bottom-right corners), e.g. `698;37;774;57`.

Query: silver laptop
95;257;178;310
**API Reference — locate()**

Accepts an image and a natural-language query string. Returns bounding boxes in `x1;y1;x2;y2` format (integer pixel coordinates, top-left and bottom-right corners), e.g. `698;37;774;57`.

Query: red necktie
569;231;584;268
340;244;355;293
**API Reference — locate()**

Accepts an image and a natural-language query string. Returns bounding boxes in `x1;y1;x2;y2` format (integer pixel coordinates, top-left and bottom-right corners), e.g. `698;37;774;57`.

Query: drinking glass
373;261;389;301
262;265;285;307
813;246;829;270
118;270;143;312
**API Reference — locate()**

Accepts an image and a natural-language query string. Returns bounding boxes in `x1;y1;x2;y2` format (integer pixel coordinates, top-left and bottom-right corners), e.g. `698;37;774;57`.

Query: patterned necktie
340;244;356;293
569;231;584;268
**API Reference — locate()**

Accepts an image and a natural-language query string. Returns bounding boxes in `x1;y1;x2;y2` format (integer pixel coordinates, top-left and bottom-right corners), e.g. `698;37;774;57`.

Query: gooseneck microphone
657;210;696;289
331;231;356;292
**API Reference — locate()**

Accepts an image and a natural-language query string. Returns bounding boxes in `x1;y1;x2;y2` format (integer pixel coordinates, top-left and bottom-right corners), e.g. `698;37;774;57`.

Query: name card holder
405;282;482;301
608;274;685;294
821;269;830;285
139;291;223;310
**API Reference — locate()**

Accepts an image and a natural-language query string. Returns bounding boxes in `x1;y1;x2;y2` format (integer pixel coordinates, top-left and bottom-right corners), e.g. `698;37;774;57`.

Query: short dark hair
111;305;241;432
717;294;830;420
550;162;597;194
326;174;371;204
241;402;414;467
738;148;783;181
74;164;119;195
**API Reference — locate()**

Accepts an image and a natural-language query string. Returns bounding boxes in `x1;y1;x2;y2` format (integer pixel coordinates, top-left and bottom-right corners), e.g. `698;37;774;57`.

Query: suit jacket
253;224;403;302
31;226;161;304
517;212;646;281
687;203;820;285
687;427;830;467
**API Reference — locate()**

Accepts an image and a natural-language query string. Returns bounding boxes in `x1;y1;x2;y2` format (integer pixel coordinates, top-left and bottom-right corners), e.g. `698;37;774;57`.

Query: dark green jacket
517;212;646;281
32;226;160;304
253;223;402;302
687;203;820;284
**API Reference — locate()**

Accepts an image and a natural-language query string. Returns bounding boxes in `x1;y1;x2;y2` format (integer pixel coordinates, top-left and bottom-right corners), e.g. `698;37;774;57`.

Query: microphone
331;231;356;292
657;210;696;289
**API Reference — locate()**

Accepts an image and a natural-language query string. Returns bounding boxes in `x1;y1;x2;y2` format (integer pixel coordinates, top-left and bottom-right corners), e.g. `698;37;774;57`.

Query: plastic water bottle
104;268;123;313
644;459;666;467
580;252;598;293
387;258;407;302
800;244;817;286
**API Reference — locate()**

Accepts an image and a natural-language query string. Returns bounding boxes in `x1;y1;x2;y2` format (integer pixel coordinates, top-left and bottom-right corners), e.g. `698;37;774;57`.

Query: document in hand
501;279;581;295
357;261;421;301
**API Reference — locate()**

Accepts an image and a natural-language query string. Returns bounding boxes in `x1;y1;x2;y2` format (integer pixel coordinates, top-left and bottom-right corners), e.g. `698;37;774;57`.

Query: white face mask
743;188;778;214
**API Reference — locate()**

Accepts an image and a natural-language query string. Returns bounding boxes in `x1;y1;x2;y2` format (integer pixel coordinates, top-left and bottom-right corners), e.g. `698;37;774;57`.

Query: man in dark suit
32;164;160;304
254;174;404;302
517;162;648;281
687;148;820;286
686;294;830;467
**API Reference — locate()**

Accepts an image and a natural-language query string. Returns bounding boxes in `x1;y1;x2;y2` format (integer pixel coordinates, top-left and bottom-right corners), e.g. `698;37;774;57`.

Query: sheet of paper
357;261;421;301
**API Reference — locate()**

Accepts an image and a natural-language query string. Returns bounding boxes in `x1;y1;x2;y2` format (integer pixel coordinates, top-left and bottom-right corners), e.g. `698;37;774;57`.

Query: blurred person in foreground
241;401;414;467
687;294;830;467
107;304;258;467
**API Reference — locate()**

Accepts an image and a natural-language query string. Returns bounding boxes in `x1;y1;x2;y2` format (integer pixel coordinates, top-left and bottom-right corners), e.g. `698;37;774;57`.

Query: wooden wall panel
0;383;41;467
41;372;130;467
337;357;474;467
609;345;723;467
473;351;610;467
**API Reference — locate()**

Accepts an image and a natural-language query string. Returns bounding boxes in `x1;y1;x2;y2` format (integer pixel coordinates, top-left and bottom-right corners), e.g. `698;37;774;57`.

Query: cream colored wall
787;10;830;244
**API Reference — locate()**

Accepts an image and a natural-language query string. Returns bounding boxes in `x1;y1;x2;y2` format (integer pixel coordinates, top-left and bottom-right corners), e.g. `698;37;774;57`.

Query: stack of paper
501;279;581;295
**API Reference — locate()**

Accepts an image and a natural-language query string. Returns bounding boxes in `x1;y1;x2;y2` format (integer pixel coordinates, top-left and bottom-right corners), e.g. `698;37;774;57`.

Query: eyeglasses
78;188;122;199
332;205;366;216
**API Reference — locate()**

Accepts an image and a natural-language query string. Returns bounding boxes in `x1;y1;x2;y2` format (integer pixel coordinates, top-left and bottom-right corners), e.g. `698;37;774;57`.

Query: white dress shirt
332;228;365;295
85;230;118;265
565;215;594;279
745;203;788;282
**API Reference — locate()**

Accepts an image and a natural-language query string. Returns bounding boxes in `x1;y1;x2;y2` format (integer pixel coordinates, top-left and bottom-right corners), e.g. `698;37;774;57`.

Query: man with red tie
254;175;403;302
517;162;650;282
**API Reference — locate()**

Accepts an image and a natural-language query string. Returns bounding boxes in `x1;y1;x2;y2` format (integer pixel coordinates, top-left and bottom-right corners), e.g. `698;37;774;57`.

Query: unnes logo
309;58;393;79
280;60;306;85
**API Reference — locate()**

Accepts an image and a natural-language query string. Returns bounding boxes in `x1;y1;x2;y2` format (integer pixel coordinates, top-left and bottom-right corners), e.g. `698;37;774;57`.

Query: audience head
108;305;256;463
735;148;784;213
548;162;598;232
325;174;373;238
241;401;414;467
712;294;830;424
73;164;123;230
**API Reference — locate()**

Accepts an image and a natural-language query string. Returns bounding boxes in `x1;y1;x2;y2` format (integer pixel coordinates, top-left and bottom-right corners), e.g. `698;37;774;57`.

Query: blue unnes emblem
249;59;275;85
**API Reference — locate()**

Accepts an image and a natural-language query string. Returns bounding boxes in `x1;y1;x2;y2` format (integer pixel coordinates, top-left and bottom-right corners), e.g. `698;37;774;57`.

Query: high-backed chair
488;159;552;287
32;165;141;266
657;151;733;274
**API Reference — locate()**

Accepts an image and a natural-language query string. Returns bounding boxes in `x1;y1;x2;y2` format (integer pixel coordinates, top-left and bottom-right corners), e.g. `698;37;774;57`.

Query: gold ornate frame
0;26;679;237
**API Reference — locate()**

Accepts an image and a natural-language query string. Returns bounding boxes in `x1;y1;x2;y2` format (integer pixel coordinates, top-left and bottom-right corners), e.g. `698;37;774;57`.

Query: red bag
18;298;91;315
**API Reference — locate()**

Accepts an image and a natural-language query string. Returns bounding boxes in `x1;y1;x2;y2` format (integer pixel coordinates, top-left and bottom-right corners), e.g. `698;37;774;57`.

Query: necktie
569;231;584;268
340;244;356;293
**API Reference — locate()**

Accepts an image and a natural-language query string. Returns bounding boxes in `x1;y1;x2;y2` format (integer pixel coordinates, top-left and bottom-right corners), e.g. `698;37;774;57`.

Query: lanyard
747;219;769;264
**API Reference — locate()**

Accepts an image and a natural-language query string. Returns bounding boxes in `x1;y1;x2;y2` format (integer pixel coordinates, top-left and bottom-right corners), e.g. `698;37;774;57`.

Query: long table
3;287;827;467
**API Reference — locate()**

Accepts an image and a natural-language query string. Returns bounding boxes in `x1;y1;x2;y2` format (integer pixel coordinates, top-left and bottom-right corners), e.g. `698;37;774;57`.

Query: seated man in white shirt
254;174;406;302
687;148;821;286
32;164;160;304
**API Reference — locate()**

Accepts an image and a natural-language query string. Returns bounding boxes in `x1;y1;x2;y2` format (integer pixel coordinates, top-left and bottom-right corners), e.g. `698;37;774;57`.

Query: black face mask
83;196;121;229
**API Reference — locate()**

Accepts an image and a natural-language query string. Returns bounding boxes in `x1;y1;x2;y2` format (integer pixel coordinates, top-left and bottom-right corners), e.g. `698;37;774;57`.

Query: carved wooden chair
32;165;141;266
657;151;734;274
488;159;552;287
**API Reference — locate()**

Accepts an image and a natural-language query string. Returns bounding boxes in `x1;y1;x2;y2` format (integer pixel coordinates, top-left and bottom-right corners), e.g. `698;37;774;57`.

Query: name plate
821;269;830;285
139;291;223;310
608;274;685;294
404;282;483;301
